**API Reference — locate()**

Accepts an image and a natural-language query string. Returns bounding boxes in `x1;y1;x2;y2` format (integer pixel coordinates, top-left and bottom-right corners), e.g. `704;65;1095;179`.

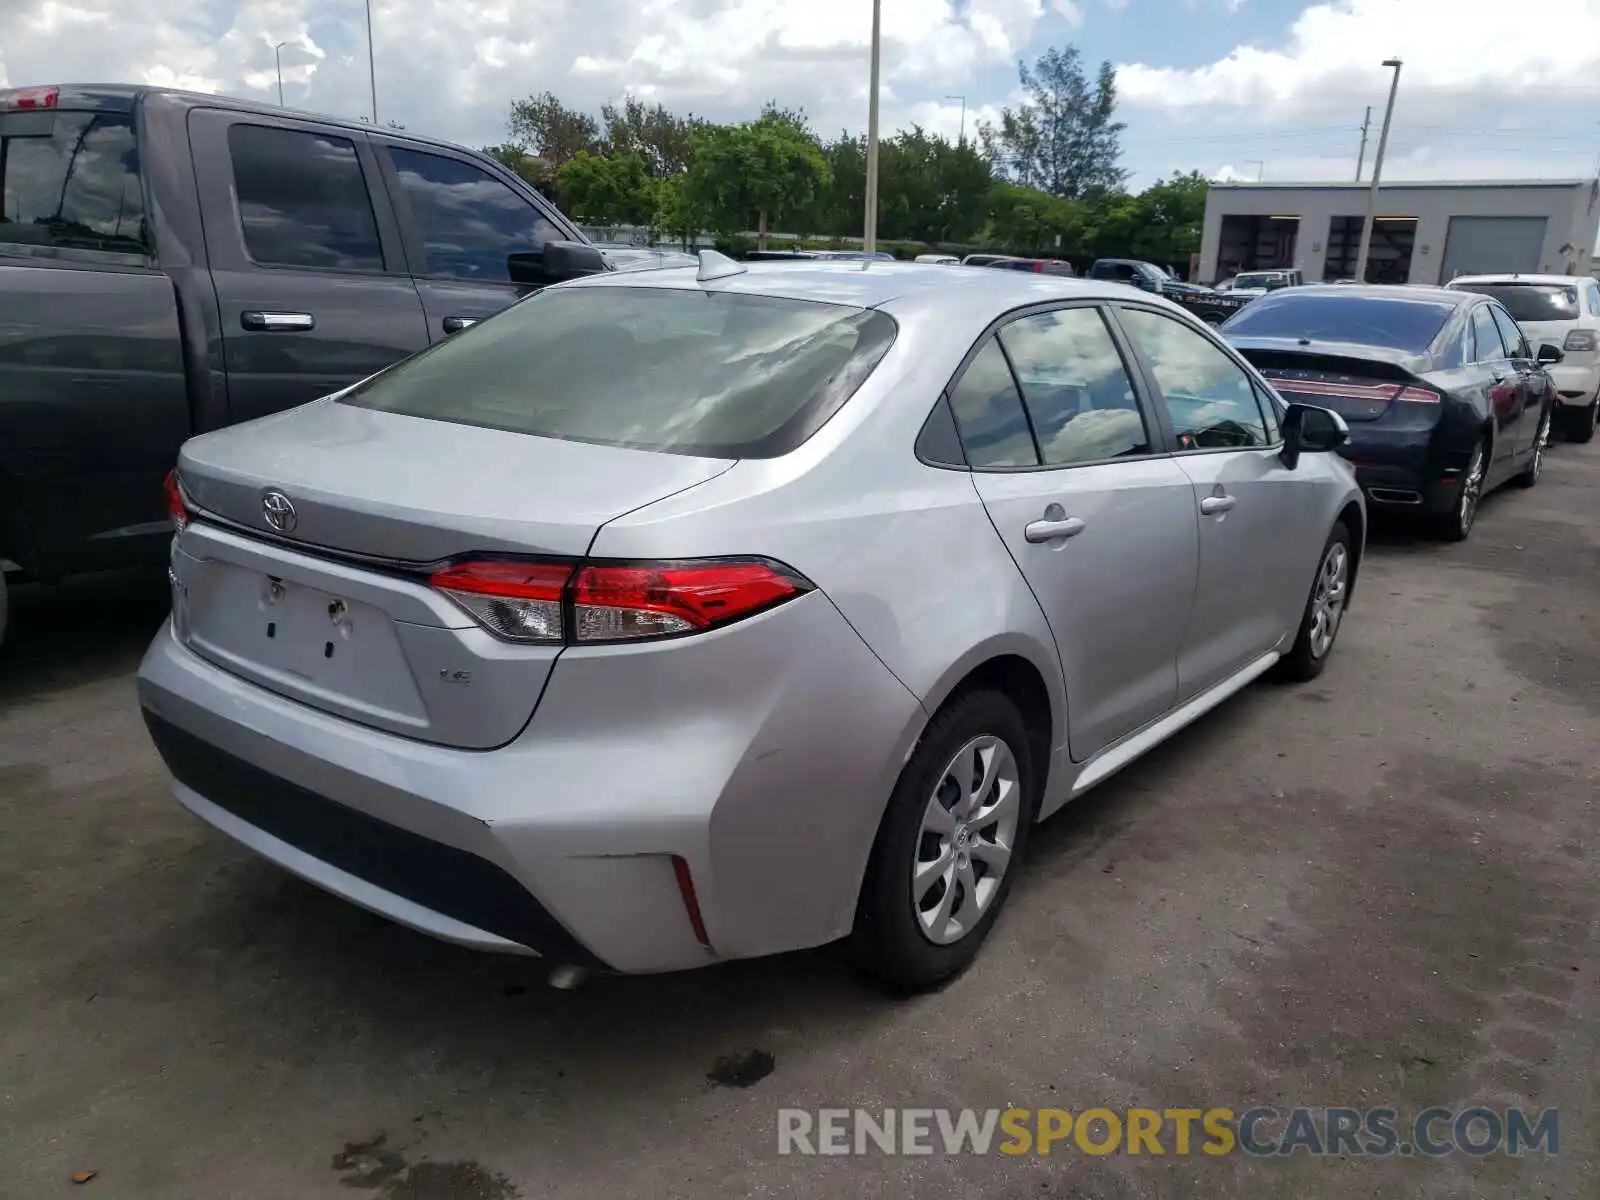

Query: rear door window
339;285;897;458
996;307;1152;466
1470;304;1506;362
947;339;1040;467
1489;304;1529;360
387;146;563;284
227;124;384;271
0;110;148;260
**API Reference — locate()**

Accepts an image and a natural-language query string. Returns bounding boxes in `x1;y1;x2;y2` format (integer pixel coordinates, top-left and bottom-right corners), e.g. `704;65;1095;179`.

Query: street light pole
863;0;882;255
946;94;966;145
274;41;288;106
365;0;379;125
1354;59;1402;284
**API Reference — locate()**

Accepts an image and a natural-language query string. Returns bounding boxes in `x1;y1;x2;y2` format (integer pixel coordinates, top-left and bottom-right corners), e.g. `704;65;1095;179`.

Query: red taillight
164;469;188;532
428;557;810;644
572;560;806;641
1394;386;1441;404
429;560;572;643
1;86;60;111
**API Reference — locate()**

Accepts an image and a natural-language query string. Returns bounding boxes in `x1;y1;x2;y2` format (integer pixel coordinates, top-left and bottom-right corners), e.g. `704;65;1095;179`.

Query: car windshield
1223;292;1455;352
339;285;897;458
1451;283;1579;323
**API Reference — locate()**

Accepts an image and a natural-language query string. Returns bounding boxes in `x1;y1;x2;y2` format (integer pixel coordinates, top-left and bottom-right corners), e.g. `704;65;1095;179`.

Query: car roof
561;259;1171;319
1257;282;1473;307
1447;273;1586;287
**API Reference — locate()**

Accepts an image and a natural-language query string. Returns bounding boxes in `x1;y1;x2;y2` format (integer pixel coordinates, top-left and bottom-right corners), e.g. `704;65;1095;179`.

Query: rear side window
947;339;1039;468
0;111;148;259
339;285;897;458
228;124;383;271
388;146;562;284
1454;282;1579;324
1471;305;1507;362
1224;293;1454;352
997;307;1151;465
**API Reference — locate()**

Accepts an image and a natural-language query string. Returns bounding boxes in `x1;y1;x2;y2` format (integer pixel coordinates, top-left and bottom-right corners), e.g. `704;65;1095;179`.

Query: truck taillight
428;558;812;644
0;86;60;111
1563;329;1597;352
164;470;188;533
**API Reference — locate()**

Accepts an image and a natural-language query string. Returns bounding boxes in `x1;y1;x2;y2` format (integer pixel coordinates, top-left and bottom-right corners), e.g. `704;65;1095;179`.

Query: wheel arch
1335;499;1365;610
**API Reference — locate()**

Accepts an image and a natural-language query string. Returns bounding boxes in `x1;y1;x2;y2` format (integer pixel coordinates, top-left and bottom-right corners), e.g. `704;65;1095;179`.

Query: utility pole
274;41;288;106
1355;105;1372;181
365;0;379;125
1245;159;1264;182
946;94;966;146
863;0;882;254
1354;59;1402;285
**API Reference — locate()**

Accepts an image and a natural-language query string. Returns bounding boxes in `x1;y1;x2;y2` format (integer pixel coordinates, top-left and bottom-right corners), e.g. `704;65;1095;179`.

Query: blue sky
4;0;1599;192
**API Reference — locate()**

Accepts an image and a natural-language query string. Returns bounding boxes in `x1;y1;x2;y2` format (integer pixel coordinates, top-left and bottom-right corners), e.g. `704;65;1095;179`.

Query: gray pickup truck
0;83;628;648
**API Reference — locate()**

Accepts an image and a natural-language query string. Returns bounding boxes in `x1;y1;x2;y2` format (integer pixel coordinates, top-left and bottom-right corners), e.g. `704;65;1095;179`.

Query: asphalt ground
2;437;1596;1199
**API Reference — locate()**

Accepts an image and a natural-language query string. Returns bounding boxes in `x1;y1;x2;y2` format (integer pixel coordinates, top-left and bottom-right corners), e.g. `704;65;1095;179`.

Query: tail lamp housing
164;469;189;533
1563;328;1598;353
428;557;814;645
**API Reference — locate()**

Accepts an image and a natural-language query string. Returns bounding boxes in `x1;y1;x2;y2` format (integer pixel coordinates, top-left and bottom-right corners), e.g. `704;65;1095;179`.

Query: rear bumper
137;593;926;974
1546;364;1599;405
1339;429;1462;515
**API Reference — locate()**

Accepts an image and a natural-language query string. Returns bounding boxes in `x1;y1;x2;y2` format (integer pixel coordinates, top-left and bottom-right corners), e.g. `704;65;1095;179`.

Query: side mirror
1280;401;1349;469
508;241;610;287
1536;343;1564;365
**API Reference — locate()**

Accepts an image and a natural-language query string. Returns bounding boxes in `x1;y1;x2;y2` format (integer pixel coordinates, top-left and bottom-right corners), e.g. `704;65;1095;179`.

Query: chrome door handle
1024;516;1086;543
241;311;315;332
1199;494;1236;515
442;315;480;333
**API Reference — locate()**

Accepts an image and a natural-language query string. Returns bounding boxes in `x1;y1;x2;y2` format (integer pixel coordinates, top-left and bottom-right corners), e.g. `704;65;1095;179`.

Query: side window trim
373;138;581;281
935;299;1174;473
1106;301;1281;453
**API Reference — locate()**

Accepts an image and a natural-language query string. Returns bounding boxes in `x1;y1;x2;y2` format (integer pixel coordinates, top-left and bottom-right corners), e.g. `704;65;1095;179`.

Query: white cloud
1117;0;1600;119
1052;0;1086;23
0;0;1052;148
1104;0;1129;9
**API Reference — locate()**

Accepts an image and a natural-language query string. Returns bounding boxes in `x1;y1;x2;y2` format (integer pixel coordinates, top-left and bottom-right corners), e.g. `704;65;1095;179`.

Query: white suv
1447;274;1600;443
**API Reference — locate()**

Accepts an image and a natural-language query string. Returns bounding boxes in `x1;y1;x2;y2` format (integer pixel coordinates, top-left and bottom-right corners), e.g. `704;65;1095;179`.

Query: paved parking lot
3;443;1597;1199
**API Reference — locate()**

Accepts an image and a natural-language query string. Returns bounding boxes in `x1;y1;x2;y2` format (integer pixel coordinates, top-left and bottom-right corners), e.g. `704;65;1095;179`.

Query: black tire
847;689;1037;994
1274;521;1352;683
1431;437;1488;542
1565;399;1597;444
1515;406;1552;488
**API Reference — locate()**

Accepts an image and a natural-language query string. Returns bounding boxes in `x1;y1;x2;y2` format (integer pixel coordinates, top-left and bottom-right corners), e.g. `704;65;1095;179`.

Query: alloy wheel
1308;541;1348;660
912;735;1021;946
1531;411;1551;480
1458;444;1485;536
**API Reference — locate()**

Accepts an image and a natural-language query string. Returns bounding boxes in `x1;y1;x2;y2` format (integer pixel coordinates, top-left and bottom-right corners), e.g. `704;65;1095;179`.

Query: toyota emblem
262;489;298;534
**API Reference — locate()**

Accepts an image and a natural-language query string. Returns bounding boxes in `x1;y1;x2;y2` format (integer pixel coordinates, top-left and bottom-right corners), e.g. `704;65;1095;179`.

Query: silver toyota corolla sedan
138;257;1364;992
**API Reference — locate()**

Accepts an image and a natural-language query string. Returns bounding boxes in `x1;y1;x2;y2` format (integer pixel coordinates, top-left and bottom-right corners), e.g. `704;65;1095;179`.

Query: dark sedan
1221;285;1561;541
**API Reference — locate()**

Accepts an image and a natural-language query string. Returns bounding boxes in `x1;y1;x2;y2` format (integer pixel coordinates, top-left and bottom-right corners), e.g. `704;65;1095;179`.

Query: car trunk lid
1233;342;1432;422
171;399;734;748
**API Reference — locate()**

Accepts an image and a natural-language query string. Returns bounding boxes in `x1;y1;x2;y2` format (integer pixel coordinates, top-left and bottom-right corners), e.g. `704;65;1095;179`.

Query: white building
1198;179;1600;287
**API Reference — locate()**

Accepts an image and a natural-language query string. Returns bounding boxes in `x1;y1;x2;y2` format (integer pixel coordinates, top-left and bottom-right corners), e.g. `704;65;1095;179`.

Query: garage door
1440;216;1547;282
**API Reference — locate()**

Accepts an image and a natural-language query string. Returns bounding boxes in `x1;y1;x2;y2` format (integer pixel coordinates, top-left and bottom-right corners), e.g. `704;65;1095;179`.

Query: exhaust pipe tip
548;965;590;991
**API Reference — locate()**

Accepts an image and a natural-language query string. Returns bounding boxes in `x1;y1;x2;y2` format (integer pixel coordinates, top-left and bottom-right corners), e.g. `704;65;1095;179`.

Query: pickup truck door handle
1199;494;1237;515
241;311;315;332
442;315;480;334
1024;516;1086;543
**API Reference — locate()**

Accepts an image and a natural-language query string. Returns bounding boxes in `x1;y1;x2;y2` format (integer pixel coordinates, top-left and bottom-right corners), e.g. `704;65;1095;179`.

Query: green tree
555;150;656;225
653;174;709;249
686;107;829;247
980;46;1128;200
601;96;698;178
507;90;601;170
1129;170;1208;264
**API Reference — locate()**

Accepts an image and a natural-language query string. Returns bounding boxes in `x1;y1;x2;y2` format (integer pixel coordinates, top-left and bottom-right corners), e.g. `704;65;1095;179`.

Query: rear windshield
339;285;898;458
1223;292;1455;352
0;109;148;260
1450;283;1579;323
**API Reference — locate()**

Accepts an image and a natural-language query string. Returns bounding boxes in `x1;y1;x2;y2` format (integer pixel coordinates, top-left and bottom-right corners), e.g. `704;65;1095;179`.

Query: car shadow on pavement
0;568;171;706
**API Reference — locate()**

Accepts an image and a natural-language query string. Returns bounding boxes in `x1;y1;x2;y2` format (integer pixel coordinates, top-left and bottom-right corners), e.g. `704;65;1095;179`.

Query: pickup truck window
0;111;149;258
227;124;384;272
388;146;561;283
